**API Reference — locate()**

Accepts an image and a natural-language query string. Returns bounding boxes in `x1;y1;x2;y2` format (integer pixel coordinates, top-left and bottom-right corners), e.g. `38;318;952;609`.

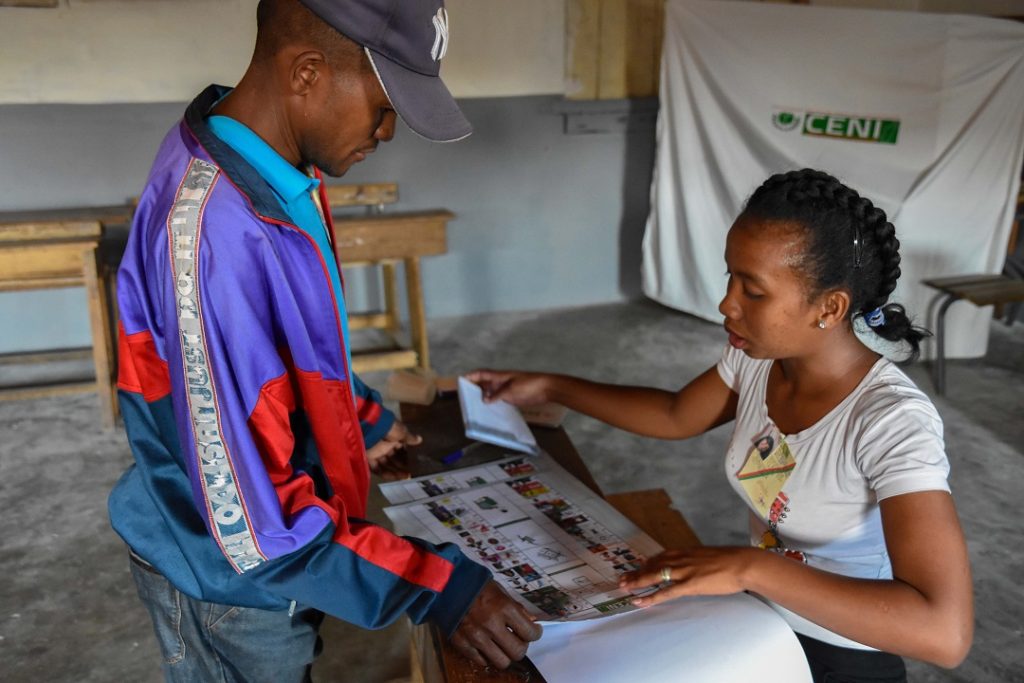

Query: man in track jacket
109;1;540;680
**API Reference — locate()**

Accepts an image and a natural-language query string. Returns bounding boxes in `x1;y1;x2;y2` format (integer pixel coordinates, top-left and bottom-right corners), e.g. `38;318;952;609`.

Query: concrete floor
1;299;1022;682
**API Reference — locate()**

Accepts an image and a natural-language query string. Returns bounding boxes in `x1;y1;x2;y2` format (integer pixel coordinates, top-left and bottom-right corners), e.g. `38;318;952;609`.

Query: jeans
129;553;324;683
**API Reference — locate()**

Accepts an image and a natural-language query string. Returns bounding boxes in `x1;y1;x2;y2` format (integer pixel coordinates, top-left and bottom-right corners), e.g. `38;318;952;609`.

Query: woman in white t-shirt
469;169;973;682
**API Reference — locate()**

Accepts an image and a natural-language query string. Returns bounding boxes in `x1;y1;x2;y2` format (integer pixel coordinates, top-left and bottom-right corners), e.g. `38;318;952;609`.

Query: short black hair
741;169;929;361
254;0;367;72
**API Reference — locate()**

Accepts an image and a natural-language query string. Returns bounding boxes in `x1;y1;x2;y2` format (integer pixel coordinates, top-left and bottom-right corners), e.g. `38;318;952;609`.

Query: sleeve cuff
423;553;492;638
875;476;950;502
363;406;396;447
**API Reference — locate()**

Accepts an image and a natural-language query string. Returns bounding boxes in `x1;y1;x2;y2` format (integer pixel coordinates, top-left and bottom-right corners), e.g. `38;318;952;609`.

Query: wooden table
0;205;133;427
335;209;451;374
325;182;451;374
399;397;700;683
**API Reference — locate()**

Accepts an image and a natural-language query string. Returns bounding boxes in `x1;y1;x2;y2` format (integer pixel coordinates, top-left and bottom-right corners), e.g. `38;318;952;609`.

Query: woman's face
718;216;824;360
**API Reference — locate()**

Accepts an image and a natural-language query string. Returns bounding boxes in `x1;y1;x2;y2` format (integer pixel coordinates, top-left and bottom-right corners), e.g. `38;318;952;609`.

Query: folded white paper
458;376;540;455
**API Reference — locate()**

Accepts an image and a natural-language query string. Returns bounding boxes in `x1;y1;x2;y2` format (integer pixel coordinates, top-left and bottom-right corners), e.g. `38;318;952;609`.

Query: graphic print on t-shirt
736;425;796;517
757;491;806;563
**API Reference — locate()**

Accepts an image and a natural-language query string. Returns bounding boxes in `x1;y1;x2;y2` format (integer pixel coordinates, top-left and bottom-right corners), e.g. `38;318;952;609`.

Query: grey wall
0;95;657;354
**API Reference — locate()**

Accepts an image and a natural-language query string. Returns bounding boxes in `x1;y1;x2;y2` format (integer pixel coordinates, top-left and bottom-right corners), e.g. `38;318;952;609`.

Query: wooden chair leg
409;631;426;683
404;256;430;371
104;261;122;423
382;261;401;334
83;246;116;428
934;294;958;396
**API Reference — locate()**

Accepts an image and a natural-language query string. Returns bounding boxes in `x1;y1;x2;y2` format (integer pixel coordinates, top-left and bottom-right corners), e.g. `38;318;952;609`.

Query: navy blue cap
299;0;471;142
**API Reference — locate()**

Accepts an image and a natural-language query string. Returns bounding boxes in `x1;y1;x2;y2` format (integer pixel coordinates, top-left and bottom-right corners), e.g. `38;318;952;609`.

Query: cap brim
366;49;472;143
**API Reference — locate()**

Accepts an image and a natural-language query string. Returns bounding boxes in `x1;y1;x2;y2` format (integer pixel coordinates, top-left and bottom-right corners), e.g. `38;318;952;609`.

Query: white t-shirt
716;344;950;649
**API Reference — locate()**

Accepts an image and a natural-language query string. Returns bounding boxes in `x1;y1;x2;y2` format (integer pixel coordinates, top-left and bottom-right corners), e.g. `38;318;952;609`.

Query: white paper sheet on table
457;376;540;455
529;593;811;683
384;452;662;621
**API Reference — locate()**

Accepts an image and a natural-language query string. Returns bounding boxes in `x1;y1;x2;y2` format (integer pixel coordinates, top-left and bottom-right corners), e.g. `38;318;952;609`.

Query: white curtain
643;0;1024;358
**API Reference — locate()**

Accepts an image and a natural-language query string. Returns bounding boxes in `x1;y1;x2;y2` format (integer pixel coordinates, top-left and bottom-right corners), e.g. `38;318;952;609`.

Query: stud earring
818;319;827;329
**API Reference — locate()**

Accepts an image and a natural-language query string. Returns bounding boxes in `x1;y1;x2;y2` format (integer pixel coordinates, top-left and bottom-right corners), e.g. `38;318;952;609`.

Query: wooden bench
0;205;133;428
923;273;1024;394
326;183;451;373
0;183;449;423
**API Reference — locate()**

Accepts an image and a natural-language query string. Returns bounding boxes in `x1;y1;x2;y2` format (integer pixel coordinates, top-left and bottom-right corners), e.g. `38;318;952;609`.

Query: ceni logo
772;109;900;145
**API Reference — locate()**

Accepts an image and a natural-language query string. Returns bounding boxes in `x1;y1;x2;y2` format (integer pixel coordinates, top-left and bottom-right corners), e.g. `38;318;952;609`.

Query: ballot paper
457;376;540;455
379;455;541;505
383;452;662;621
529;593;812;683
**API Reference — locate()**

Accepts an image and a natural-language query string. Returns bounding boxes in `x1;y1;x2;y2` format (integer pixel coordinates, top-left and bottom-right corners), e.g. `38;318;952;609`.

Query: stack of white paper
529;593;812;683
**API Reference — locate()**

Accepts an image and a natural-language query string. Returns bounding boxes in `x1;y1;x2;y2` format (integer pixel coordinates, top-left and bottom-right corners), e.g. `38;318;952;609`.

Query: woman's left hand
618;546;760;608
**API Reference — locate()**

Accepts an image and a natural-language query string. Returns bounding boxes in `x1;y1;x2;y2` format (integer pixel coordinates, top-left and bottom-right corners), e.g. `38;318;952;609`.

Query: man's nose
375;110;397;142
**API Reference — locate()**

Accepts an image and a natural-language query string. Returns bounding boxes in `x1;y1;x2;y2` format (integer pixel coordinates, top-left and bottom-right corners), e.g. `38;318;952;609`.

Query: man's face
301;54;397;177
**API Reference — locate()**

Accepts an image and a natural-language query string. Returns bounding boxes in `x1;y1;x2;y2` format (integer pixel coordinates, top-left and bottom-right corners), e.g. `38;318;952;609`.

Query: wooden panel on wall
597;0;629;98
567;0;665;100
627;0;665;98
567;0;603;98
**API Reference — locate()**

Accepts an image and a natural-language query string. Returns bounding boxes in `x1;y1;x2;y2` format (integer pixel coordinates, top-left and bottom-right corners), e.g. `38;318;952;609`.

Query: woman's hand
619;546;760;607
465;370;553;407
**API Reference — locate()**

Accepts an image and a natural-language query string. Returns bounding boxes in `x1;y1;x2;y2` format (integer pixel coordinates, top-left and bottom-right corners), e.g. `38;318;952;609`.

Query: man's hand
450;581;543;670
365;421;422;481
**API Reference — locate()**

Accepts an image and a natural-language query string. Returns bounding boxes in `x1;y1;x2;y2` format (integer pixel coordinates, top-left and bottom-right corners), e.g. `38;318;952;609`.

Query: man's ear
290;50;326;96
819;289;851;327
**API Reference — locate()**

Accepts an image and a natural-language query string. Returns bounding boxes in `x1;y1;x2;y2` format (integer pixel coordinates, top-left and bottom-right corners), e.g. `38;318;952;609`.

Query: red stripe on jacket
355;395;383;425
248;373;341;526
251;352;450;590
259;350;369;519
117;322;171;402
337;521;455;593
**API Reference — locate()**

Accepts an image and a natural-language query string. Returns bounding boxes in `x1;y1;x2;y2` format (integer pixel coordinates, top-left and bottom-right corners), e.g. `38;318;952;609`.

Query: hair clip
852;227;863;269
865;307;885;328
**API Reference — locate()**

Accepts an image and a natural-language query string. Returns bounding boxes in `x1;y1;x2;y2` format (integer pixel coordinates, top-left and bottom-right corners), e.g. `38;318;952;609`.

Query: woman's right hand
465;370;553;407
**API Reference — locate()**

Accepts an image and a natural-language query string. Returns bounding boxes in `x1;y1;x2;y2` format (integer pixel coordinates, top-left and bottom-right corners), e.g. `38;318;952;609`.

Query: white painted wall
814;0;1024;11
0;0;566;104
1;0;1017;104
0;0;258;104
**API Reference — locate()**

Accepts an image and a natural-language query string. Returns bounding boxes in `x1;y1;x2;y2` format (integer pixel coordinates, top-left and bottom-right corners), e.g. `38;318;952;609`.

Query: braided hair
741;169;928;361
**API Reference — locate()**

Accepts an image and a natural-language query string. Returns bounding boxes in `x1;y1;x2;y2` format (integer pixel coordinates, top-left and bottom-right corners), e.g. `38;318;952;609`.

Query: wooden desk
399;397;700;683
0;205;132;428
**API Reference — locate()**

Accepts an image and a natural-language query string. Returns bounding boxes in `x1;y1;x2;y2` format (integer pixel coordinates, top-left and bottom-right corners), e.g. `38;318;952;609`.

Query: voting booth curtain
642;0;1024;358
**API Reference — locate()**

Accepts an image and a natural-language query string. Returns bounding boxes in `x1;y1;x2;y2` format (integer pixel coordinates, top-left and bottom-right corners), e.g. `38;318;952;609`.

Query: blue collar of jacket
206;114;322;208
184;84;295;226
